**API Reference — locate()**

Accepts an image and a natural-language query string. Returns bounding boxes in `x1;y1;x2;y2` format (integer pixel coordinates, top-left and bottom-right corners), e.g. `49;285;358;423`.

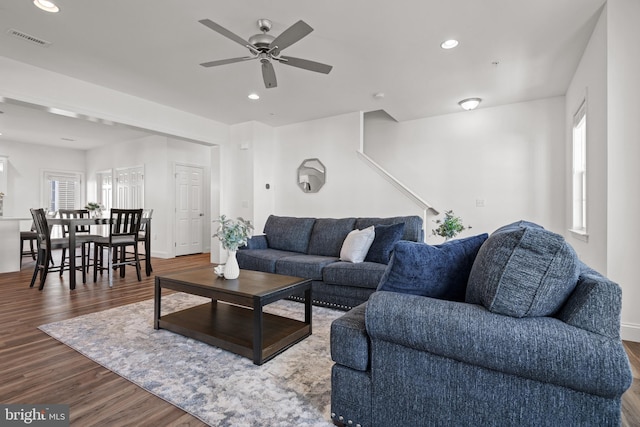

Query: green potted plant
213;215;253;279
85;202;104;218
432;210;470;241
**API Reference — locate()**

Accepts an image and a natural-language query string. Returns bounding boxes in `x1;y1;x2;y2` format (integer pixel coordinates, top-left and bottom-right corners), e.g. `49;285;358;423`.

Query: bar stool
20;224;38;266
29;208;82;290
93;208;143;284
59;209;102;284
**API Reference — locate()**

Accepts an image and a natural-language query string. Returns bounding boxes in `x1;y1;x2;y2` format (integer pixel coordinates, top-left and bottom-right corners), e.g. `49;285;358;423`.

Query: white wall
214;121;275;262
0;139;85;226
86;135;213;259
251;122;276;233
224;123;256;225
365;98;566;240
565;8;608;273
0;57;228;145
607;0;640;342
270;112;424;225
1;56;227;262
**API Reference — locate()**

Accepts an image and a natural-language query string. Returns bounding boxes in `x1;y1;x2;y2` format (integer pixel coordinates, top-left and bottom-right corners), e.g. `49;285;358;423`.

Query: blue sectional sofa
237;214;423;310
330;221;632;426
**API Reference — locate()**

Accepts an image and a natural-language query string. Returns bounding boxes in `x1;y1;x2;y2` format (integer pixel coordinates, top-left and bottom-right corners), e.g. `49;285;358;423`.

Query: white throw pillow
340;226;375;263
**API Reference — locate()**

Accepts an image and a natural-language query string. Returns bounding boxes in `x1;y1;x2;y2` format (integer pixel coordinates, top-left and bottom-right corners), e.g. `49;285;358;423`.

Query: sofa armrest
242;235;268;250
365;291;632;398
331;302;370;371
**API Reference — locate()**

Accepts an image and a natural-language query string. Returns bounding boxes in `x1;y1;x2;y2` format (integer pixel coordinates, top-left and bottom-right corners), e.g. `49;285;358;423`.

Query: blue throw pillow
364;222;405;264
466;221;580;317
377;234;489;301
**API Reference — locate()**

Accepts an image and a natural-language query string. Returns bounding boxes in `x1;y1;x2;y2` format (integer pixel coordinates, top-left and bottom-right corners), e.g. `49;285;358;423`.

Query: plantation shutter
43;171;82;211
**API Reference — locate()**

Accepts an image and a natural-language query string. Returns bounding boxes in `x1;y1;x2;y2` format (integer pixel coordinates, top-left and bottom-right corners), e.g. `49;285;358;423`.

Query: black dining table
47;217;151;290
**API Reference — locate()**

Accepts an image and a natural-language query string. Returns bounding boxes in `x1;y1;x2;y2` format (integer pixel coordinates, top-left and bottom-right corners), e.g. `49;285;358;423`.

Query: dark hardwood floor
1;253;638;426
1;252;210;426
623;340;640;427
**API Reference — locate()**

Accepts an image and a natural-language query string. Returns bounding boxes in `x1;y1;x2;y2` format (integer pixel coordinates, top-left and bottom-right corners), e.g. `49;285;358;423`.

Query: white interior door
175;164;204;256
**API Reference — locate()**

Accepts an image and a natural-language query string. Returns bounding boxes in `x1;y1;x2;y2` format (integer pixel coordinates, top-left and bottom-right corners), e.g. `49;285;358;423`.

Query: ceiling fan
198;18;333;89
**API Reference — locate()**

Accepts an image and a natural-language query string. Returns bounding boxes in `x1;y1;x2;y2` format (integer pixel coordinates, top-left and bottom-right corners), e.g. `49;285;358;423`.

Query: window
42;170;83;212
571;100;587;235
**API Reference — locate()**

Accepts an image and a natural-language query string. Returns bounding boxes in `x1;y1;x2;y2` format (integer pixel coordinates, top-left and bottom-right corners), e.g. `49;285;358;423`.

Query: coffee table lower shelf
158;302;311;364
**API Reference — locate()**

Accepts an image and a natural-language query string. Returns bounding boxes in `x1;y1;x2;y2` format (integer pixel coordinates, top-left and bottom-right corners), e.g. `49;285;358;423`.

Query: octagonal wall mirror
297;158;326;193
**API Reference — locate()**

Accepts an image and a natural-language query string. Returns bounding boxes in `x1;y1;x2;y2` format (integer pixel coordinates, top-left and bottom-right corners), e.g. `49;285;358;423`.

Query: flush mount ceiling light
440;39;459;49
248;93;260;100
33;0;59;12
458;97;482;111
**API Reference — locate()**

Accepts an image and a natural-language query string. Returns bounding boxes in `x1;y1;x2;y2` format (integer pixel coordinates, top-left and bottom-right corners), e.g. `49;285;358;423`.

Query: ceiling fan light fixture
458;97;482;111
33;0;60;13
440;39;459;49
199;18;332;89
248;93;260;100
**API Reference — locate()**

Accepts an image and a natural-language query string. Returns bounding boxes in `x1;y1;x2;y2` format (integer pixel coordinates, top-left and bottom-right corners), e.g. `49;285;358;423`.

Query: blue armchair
330;222;632;426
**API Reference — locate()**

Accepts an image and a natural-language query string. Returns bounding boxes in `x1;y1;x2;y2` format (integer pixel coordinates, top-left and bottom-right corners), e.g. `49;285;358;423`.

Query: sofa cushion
243;234;268;250
355;216;423;242
323;261;388;289
364;222;405;264
236;249;296;274
492;220;544;234
275;255;339;281
377;234;489;302
340;226;375;263
308;217;357;257
466;221;580;318
263;215;316;253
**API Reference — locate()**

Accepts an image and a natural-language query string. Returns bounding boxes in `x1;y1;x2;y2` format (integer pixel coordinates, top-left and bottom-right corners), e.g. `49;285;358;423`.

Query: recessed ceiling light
440;39;459;49
33;0;60;13
458;98;482;111
248;93;260;100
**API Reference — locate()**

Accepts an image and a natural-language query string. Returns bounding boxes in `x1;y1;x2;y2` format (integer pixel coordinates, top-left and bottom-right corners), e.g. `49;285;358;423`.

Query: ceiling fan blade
270;20;313;54
262;61;278;89
199;19;252;49
200;56;255;67
279;56;333;74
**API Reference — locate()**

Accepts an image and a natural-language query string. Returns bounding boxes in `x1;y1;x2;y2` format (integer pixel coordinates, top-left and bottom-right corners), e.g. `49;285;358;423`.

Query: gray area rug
39;293;343;426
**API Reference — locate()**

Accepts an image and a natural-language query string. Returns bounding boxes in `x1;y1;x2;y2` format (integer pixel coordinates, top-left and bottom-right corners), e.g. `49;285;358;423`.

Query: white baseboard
621;322;640;343
150;250;210;259
150;251;172;259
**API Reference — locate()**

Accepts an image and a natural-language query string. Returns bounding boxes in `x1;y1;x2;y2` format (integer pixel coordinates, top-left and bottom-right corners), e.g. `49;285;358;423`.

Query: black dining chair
29;208;82;290
58;209;102;284
93;208;143;283
125;208;153;276
20;223;38;266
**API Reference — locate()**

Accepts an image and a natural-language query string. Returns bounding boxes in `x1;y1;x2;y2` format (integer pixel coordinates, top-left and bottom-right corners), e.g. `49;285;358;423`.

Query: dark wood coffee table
154;267;312;365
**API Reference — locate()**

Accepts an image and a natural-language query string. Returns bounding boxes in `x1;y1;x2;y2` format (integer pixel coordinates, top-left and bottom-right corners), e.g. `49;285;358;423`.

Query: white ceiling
0;0;605;148
0;100;153;150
